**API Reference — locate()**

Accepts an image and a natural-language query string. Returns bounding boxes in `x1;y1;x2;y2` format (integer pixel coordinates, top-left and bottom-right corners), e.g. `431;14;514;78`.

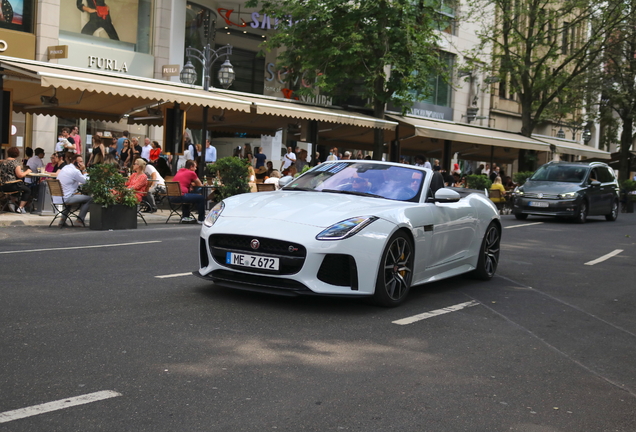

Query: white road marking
504;222;544;229
584;249;623;266
393;300;480;325
0;390;122;424
0;241;161;255
155;272;192;279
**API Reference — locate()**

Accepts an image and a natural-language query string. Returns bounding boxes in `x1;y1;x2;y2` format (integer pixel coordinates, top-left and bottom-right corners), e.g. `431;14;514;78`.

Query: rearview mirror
434;188;461;203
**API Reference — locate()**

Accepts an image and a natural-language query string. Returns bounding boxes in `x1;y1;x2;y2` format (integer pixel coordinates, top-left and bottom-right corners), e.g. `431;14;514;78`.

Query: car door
598;167;617;213
586;168;605;215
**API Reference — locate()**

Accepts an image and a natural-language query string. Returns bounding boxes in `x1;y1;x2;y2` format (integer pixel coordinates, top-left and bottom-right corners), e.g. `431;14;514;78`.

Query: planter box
89;204;137;230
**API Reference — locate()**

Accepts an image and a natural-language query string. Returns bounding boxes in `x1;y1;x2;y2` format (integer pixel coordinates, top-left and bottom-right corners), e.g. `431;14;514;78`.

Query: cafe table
26;172;56;215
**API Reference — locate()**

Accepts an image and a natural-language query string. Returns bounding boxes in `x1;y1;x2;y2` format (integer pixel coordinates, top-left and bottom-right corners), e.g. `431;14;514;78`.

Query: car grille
209;234;306;275
209;269;311;293
522;193;560;199
317;254;359;289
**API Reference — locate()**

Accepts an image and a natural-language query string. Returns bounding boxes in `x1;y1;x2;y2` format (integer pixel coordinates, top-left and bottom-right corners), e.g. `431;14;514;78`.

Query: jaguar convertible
195;161;501;307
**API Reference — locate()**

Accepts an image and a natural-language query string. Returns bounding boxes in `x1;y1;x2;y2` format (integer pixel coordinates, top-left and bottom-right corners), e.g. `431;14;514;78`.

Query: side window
588;169;599;183
598;167;615;183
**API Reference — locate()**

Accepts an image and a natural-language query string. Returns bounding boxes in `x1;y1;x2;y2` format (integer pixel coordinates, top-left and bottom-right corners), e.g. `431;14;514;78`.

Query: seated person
55;154;92;225
0;146;33;213
490;176;507;203
264;170;282;189
171;160;205;223
126;158;149;202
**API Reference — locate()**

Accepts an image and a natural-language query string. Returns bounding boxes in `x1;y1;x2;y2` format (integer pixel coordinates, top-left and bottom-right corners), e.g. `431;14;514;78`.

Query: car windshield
283;162;425;202
530;165;587;183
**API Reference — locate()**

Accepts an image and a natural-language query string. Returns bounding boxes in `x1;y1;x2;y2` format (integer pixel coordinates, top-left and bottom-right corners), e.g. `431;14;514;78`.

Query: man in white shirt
143;161;165;213
140;138;152;160
25;148;45;184
281;146;296;174
204;139;217;164
54;154;92;226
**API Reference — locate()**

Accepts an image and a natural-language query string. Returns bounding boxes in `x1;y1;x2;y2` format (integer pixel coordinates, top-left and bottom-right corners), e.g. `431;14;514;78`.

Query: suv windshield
530;164;587;183
283;162;425;202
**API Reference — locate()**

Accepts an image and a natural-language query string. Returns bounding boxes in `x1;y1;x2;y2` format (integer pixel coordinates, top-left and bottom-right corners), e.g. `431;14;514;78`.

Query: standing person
414;155;425;167
77;0;120;40
483;163;491;177
0;146;32;213
56;128;75;153
186;137;198;161
475;164;484;175
131;137;142;154
280;146;296;175
204;139;217;165
120;138;132;169
108;139;118;159
254;146;266;169
70;126;82;156
171;160;205;223
326;148;338;161
149;141;161;163
295;149;308;173
87;136;105;167
55;153;92;226
140;138;152;160
310;152;320;167
116;130;129;157
490;165;501;183
341;151;352;160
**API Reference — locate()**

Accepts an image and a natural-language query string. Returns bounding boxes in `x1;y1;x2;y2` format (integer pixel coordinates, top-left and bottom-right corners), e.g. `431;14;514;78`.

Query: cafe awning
532;135;611;160
0;55;253;123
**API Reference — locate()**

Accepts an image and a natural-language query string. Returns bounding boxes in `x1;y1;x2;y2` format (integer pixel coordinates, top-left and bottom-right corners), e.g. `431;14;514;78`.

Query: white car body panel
197;161;500;302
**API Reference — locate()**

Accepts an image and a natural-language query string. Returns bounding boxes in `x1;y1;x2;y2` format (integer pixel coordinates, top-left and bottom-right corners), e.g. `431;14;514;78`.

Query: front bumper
513;196;580;217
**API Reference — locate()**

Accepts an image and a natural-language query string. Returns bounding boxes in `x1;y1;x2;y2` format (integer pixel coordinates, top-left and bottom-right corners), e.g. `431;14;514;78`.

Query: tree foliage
84;164;138;208
207;157;251;200
246;0;449;158
464;0;622;137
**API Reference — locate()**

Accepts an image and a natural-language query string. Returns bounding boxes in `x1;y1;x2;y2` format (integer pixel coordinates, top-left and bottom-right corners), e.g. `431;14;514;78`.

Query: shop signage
217;8;294;30
162;64;181;77
88;56;129;73
0;30;35;59
387;101;453;121
47;45;68;59
0;40;6;51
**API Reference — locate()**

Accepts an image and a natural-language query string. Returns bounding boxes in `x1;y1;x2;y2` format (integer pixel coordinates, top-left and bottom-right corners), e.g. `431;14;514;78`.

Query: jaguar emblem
250;239;260;250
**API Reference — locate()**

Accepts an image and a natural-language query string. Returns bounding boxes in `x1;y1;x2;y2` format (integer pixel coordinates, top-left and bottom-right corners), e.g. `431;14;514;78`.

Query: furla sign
88;56;129;73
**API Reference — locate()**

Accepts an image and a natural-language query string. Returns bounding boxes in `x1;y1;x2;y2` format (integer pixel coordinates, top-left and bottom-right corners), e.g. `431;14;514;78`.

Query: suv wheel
575;201;588;224
606;200;619;221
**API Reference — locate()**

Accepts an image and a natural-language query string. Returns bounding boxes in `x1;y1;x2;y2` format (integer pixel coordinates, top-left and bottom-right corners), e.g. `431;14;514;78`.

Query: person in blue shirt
116;130;128;158
254;146;267;168
204;139;217;164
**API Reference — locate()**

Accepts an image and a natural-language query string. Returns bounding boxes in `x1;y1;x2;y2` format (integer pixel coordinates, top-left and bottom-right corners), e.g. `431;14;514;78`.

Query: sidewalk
0;209;180;227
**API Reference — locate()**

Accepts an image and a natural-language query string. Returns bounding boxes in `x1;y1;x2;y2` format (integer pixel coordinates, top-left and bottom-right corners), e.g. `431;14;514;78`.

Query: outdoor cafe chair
47;179;85;228
164;181;184;223
0;180;21;213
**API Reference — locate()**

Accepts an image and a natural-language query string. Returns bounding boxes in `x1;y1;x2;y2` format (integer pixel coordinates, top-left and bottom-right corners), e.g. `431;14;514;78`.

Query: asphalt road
1;212;635;431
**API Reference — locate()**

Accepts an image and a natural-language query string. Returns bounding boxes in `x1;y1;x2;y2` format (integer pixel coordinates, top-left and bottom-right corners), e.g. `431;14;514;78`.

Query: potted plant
466;174;492;192
621;179;636;213
513;171;535;186
83;164;139;230
206;157;251;200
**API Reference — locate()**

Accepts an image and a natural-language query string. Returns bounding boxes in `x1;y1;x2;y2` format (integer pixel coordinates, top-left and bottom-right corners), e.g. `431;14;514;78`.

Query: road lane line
0;390;122;424
0;241;161;255
504;222;544;229
584;249;623;266
155;272;193;279
393;300;479;325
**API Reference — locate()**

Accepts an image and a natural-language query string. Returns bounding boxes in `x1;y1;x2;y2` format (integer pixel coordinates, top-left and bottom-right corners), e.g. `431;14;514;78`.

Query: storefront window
218;46;264;94
420;52;454;107
59;0;152;54
0;0;34;33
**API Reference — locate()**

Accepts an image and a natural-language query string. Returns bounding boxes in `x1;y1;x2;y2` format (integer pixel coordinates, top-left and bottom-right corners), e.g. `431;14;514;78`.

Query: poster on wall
59;0;139;45
0;0;34;32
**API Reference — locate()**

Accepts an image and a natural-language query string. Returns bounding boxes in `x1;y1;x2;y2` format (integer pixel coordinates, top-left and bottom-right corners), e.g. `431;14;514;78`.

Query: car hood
522;180;583;194
220;191;407;228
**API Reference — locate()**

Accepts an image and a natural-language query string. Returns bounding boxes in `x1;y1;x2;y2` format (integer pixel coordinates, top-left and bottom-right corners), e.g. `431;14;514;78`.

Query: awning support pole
443;140;452;172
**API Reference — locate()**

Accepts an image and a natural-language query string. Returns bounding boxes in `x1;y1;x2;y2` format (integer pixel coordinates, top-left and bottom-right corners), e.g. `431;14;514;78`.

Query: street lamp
556;128;566;139
180;44;235;178
582;129;592;144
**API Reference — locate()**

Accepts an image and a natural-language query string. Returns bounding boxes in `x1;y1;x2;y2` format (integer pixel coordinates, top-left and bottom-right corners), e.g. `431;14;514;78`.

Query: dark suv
512;161;620;223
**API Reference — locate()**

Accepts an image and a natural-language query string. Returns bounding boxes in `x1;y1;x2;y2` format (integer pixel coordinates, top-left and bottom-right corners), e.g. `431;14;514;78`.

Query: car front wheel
471;222;501;280
606;200;619;221
372;231;414;307
575;201;588;224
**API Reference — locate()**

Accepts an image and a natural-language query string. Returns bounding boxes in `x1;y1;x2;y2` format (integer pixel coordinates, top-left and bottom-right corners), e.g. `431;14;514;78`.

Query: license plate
226;252;280;270
529;201;549;208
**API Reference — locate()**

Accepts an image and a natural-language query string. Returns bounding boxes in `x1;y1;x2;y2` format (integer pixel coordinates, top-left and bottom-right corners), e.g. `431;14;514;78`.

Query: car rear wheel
514;213;528;220
372;231;414;307
606;200;619;221
575;201;588;224
470;222;501;280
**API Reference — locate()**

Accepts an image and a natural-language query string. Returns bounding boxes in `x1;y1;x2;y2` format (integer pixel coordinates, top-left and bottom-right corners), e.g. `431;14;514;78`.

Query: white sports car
195;160;501;307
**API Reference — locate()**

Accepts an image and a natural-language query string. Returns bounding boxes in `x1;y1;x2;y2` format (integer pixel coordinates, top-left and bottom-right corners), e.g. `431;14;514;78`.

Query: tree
463;0;622;139
246;0;449;159
597;0;636;181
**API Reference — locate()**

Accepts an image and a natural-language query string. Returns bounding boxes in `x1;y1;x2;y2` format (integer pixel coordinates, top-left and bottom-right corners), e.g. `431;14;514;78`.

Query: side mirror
434;188;461;203
279;176;294;188
590;180;601;187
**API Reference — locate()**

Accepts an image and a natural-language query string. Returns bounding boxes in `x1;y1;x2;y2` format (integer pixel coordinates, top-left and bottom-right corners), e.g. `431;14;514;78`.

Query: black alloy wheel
575;201;588;224
606;200;619;221
372;232;414;307
471;222;501;280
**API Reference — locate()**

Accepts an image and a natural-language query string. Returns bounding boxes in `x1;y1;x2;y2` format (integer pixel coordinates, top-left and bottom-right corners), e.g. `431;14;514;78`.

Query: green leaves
84;164;138;208
206;157;251;200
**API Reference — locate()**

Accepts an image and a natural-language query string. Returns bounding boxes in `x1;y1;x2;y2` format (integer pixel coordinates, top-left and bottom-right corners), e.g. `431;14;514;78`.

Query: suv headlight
204;202;224;227
558;192;577;199
513;186;523;195
316;216;378;241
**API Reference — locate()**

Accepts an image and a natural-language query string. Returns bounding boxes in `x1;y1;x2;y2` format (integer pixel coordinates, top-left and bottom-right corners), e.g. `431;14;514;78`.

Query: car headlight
513;186;524;195
204;201;224;227
316;216;378;241
558;192;577;199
